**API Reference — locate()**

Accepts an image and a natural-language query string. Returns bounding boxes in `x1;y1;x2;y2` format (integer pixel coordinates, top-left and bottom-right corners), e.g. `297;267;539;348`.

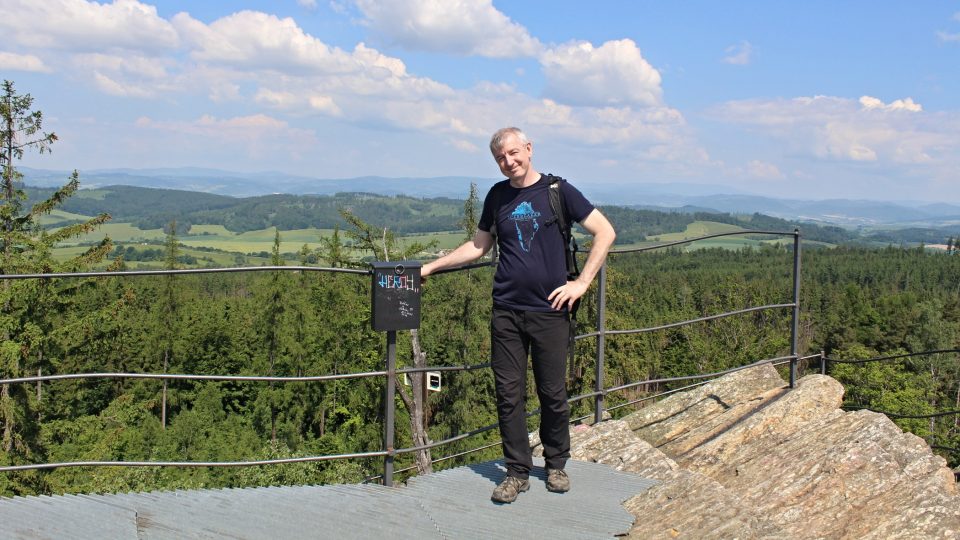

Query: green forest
2;80;959;498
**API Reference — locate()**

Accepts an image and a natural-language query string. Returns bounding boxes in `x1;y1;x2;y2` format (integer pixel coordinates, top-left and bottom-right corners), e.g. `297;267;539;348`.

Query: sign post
370;261;422;486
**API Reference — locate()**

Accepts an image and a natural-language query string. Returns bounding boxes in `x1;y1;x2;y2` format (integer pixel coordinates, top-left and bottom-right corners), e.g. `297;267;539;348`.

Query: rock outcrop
550;363;960;539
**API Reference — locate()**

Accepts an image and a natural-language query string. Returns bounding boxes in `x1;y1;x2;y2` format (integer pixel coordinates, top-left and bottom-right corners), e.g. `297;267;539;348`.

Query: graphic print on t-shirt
510;201;540;252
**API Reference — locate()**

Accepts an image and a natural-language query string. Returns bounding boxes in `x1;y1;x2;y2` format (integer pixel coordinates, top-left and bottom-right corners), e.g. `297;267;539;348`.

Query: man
421;127;616;503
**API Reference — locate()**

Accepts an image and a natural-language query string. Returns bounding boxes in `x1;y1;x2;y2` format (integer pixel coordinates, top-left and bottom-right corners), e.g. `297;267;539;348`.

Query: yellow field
187;224;233;235
51;244;252;267
55;222;167;244
649;221;747;242
404;231;467;251
180;227;334;253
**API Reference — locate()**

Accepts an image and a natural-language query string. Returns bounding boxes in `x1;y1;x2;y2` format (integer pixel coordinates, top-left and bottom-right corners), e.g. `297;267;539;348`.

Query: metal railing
820;348;960;460
587;229;802;423
2;229;807;485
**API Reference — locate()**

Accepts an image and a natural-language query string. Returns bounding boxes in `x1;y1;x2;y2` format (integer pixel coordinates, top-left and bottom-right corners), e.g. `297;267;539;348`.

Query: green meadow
48;212;470;266
47;205;832;267
609;220;834;253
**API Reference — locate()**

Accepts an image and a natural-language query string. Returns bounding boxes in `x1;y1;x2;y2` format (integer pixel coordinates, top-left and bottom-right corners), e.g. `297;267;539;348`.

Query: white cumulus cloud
722;41;753;65
308;95;342;116
133;113;320;165
937;12;960;42
710;95;953;166
92;72;154;98
138;113;293;135
0;0;179;53
0;0;182;97
746;160;784;179
255;89;299;108
859;95;922;112
172;10;353;74
540;39;663;108
75;52;171;80
0;1;704;181
450;139;480;153
72;52;176;98
256;87;341;117
936;31;960;42
0;52;51;72
136;114;317;150
352;0;541;58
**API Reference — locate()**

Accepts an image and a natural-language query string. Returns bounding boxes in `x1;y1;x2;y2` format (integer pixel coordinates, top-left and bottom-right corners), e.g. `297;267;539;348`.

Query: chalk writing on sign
377;273;420;293
370;261;422;331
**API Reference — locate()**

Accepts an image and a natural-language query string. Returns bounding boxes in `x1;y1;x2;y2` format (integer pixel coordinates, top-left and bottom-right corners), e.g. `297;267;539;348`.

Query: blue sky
2;0;959;202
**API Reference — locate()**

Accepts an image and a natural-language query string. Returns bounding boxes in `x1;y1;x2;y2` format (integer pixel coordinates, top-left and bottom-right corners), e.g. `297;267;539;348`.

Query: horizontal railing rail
603;356;797;395
426;260;496;275
842;407;960;420
0;265;371;280
576;303;797;339
823;349;960;428
0;364;493;386
609;229;798;254
586;355;810;420
823;349;960;365
0;451;389;473
0;371;387;385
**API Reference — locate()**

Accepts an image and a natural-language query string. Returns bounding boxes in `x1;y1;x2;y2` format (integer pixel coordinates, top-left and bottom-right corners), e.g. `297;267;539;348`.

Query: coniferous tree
0;80;110;495
339;208;437;473
317;226;347;267
264;230;285;443
457;182;480;243
158;220;181;429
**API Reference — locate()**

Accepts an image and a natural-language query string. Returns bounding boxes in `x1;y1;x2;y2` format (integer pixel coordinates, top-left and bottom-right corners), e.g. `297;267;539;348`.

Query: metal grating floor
0;459;657;539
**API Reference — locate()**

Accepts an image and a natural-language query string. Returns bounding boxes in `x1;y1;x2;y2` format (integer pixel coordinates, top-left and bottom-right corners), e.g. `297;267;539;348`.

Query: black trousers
491;308;571;479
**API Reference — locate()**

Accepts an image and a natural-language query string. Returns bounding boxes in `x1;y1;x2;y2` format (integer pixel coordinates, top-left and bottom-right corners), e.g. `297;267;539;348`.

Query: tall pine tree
0;80;111;494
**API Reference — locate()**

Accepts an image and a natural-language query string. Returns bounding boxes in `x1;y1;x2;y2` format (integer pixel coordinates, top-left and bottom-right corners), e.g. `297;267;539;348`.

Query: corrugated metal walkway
0;458;656;539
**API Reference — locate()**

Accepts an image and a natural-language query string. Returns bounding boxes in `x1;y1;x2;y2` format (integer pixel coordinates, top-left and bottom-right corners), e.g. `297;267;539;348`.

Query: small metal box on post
370;261;422;487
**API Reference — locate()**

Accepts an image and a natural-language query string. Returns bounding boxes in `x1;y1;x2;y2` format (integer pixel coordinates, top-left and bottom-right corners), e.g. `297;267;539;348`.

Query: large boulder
569;363;960;539
564;419;779;538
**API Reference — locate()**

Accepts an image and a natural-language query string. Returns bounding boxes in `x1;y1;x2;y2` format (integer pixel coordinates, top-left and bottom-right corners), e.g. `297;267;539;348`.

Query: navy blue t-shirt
478;174;594;312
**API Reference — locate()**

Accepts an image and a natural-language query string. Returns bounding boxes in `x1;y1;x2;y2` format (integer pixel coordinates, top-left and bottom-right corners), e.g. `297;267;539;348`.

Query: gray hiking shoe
491;476;529;503
546;468;570;493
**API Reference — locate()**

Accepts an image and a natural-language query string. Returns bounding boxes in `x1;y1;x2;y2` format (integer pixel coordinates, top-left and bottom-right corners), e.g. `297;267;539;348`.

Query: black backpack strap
485;182;505;261
486;182;504;240
544;175;583;374
545;175;580;280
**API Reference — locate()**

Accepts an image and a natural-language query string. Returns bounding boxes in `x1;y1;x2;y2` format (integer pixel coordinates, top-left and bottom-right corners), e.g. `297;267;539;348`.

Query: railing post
790;229;801;388
384;330;396;486
820;349;826;375
594;263;607;424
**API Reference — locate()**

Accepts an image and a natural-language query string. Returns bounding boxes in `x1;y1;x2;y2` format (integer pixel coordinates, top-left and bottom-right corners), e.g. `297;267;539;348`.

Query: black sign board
370;261;422;331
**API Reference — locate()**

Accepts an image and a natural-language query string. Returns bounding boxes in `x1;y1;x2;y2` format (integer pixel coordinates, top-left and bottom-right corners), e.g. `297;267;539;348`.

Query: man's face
492;134;532;182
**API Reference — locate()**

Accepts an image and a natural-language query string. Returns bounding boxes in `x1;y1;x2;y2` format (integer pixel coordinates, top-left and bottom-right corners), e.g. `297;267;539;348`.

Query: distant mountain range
20;167;960;228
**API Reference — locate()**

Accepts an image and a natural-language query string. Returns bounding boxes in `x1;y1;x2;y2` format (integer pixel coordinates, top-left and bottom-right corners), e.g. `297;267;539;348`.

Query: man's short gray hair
489;127;529;154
